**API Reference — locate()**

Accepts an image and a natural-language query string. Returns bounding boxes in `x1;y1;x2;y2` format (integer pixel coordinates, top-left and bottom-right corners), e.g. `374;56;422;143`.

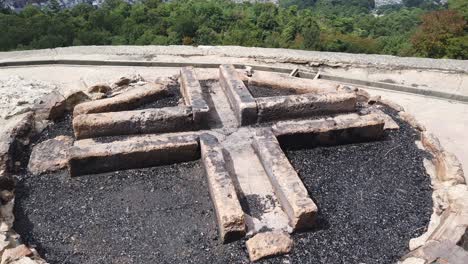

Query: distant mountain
1;0;280;11
2;0;439;11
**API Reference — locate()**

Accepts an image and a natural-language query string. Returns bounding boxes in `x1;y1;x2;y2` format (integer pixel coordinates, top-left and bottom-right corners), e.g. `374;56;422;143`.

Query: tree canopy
0;0;466;59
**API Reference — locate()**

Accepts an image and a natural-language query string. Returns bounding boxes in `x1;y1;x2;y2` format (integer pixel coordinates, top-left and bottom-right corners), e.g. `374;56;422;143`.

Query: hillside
0;0;466;59
1;0;404;10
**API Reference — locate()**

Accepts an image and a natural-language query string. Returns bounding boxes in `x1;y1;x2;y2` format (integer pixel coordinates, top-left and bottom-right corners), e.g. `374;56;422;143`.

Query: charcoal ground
247;85;299;98
14;107;432;264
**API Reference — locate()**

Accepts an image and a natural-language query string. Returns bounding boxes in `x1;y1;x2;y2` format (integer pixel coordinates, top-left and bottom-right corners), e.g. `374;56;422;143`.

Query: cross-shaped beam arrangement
65;65;397;261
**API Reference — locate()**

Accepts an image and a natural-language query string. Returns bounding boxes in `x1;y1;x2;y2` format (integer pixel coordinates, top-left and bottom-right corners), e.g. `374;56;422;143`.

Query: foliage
412;10;466;58
0;0;466;59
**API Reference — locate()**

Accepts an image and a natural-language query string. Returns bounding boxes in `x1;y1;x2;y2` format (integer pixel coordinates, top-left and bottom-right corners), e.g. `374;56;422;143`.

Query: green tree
412;10;466;58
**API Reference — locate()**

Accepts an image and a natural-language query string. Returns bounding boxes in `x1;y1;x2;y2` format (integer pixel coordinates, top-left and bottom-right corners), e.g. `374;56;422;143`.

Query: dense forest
0;0;467;59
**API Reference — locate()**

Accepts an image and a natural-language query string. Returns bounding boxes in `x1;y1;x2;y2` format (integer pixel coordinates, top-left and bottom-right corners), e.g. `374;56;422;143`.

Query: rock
406;239;468;264
88;92;107;101
421;132;465;184
0;113;35;175
246;231;293;262
62;90;90;111
0;200;14;232
1;245;33;264
28;136;73;175
114;74;145;87
33;91;65;121
356;88;370;103
114;77;131;87
0;176;15;205
378;98;405;112
409;212;441;250
88;84;111;94
368;95;381;104
34;90;89;121
0;233;11;252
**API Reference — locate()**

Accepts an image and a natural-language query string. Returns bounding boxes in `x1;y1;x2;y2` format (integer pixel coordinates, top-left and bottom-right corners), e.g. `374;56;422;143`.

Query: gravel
134;84;182;110
281;110;433;263
14;162;250;264
247;85;298;98
14;108;433;264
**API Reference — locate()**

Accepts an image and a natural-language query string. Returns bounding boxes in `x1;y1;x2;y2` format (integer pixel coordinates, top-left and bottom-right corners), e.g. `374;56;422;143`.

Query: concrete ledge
252;129;318;230
73;83;168;116
256;92;357;123
320;74;468;103
73;106;194;139
219;64;257;126
249;71;338;94
200;134;246;243
69;133;200;176
179;67;210;124
273;113;385;148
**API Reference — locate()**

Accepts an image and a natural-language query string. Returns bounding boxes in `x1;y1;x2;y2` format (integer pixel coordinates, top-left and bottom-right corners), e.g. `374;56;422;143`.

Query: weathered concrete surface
73;83;168;116
253;129;317;230
248;71;339;94
256;92;356;122
69;133;200;176
245;231;293;262
199;134;245;243
73;106;194;139
180;67;209;124
219;64;257;126
1;46;466;73
28;136;73;175
273;113;385;148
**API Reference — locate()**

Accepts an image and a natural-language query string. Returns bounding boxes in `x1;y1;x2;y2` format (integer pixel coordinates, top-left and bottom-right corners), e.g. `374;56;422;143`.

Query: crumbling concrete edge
0;86;98;263
364;96;468;264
